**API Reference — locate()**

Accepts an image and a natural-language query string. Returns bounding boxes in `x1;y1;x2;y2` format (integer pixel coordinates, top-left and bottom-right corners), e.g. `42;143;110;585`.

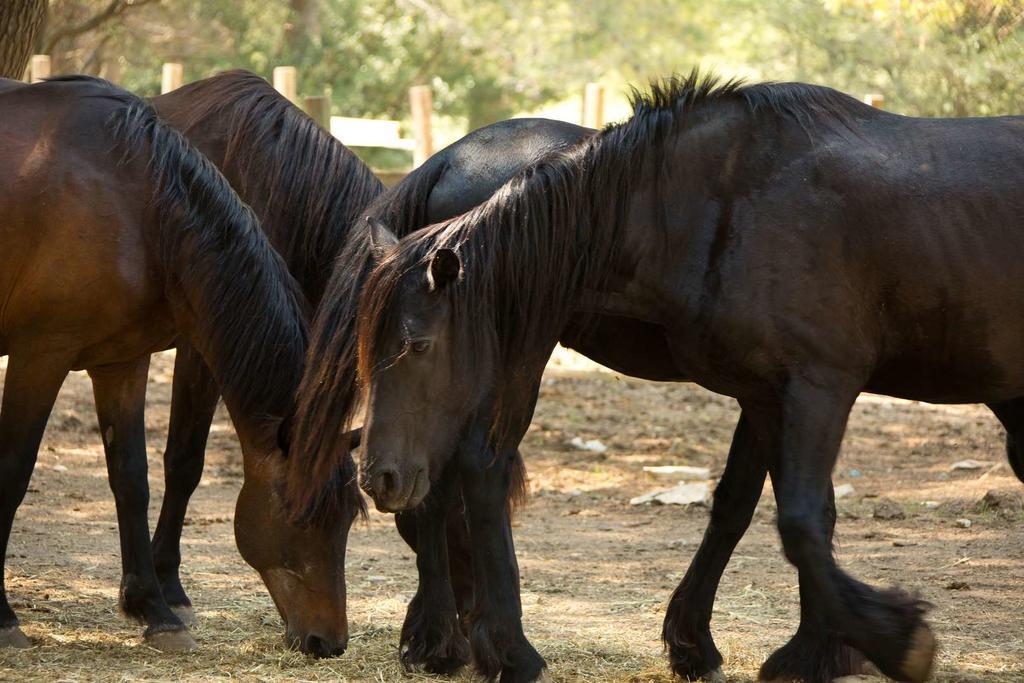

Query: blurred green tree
34;0;1024;135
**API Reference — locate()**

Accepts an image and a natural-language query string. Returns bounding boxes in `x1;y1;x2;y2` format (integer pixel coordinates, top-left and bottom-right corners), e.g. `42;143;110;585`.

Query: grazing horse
274;107;590;672
334;72;1024;682
0;76;361;655
144;71;383;630
149;70;592;665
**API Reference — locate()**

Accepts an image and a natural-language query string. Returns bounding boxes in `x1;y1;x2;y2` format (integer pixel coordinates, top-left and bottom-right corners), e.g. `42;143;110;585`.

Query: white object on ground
630;482;710;506
834;483;855;499
642;465;711;479
949;459;993;471
569;436;608;453
955;518;973;528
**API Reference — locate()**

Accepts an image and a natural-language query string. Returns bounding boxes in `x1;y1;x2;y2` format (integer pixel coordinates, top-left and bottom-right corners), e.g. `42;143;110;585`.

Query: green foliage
40;0;1024;139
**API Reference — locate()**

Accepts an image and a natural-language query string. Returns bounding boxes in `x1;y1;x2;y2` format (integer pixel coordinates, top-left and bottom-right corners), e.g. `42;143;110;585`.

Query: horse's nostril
372;468;402;501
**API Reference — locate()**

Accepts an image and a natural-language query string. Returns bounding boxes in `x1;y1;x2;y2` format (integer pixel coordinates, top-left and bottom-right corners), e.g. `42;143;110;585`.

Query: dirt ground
1;349;1022;682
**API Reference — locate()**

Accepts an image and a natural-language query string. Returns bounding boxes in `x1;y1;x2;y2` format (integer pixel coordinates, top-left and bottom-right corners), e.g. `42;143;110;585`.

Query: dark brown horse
0;76;361;655
144;71;382;634
320;73;1024;682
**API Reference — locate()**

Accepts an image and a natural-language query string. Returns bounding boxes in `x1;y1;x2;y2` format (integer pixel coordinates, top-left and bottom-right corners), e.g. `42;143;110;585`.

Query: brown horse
0;76;360;655
144;71;382;631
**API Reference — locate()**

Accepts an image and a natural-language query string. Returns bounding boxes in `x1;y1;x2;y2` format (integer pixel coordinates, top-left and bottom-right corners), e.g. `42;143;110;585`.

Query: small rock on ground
873;498;905;520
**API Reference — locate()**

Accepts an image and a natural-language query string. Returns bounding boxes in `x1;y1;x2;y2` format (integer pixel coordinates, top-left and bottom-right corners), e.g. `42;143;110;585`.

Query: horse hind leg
151;344;220;627
987;400;1024;484
0;351;72;648
89;357;194;652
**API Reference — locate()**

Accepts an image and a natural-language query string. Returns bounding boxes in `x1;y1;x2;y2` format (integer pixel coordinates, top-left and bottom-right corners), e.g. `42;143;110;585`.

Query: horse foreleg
766;376;934;683
395;460;471;674
0;350;71;649
459;442;544;683
151;344;219;626
89;357;195;652
662;409;768;682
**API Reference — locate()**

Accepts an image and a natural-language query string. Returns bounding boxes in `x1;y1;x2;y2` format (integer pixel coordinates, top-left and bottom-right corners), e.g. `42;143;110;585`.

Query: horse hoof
703;666;726;683
145;628;197;653
0;626;31;649
899;625;936;683
170;605;198;627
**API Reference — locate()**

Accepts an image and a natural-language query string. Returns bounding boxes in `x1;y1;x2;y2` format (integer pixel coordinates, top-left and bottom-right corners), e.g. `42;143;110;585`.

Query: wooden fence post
304;94;331;130
582;82;606;129
161;63;184;94
864;93;884;109
273;66;298;104
30;54;50;83
409;85;433;168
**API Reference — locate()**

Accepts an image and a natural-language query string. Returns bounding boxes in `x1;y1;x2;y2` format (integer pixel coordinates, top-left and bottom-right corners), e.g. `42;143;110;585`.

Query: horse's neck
573;119;732;327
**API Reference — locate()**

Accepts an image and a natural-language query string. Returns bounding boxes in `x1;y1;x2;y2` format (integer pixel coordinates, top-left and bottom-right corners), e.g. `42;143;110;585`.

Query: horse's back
426;118;594;220
0;80;172;364
658;105;1024;404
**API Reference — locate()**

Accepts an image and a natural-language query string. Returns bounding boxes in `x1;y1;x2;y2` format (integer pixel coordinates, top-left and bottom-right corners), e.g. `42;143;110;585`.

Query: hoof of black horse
170;605;198;627
399;610;471;674
759;628;865;683
702;666;726;682
0;625;32;649
898;625;936;683
144;627;197;653
403;640;471;676
497;663;548;683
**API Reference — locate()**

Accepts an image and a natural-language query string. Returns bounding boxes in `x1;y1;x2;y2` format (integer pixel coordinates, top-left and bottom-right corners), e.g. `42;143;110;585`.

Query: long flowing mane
359;70;869;426
285;69;869;521
50;75;365;522
284;141;454;523
158;70;385;302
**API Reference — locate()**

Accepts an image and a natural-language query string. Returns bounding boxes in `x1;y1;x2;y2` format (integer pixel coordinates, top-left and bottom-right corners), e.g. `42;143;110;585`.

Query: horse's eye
410;340;431;354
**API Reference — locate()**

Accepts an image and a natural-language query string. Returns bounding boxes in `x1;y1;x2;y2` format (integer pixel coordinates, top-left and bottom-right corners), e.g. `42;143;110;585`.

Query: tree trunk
0;0;48;79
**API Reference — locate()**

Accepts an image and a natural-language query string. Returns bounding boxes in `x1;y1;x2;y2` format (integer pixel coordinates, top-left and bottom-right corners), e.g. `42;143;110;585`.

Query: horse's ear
366;216;398;259
428;248;461;291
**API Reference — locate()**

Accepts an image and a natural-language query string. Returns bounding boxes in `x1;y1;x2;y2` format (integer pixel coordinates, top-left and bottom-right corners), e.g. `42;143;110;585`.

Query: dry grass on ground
0;350;1022;681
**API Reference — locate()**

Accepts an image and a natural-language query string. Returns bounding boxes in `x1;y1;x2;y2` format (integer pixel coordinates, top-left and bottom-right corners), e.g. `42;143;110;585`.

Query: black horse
321;72;1024;682
0;76;362;654
288;113;592;671
149;70;592;665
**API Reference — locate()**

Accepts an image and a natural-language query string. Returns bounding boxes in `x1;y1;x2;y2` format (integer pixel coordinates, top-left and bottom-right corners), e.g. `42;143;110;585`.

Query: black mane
357;70;870;437
288;69;870;522
49;75;365;523
633;70;864;136
164;70;385;302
